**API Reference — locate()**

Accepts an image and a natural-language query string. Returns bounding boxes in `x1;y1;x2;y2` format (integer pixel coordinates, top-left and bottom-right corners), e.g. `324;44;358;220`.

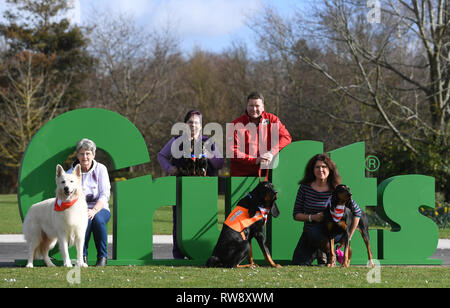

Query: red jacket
228;111;292;176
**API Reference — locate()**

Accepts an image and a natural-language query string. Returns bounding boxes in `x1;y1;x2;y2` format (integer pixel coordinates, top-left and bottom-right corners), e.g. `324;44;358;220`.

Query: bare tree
250;0;449;195
252;1;449;146
82;11;186;175
85;11;182;124
0;51;70;168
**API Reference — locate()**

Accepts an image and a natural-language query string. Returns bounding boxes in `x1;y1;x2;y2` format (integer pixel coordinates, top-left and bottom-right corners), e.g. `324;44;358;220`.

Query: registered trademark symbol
365;155;380;172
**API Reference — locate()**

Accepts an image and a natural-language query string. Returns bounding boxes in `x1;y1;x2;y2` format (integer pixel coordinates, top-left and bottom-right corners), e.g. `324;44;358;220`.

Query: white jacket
68;160;111;211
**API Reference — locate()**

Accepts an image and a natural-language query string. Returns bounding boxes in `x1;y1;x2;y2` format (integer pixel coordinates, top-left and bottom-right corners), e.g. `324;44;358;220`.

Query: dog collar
330;204;345;223
258;207;270;223
54;198;78;212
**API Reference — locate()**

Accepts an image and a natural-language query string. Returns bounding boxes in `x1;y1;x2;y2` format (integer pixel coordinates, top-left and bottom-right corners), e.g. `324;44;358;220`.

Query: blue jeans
84;208;111;259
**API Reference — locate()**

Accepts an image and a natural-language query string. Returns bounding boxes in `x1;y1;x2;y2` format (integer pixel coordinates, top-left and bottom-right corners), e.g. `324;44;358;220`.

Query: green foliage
420;193;450;229
376;138;450;201
0;0;94;177
0;0;94;109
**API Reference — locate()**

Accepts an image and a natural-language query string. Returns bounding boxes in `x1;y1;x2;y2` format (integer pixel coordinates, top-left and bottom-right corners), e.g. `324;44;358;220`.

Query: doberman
206;181;281;268
323;184;374;268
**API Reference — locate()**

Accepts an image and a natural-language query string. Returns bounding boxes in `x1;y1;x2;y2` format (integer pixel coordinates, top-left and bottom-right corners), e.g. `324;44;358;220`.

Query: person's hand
256;153;273;166
261;152;274;163
260;152;274;169
312;212;324;222
169;166;178;176
87;208;97;220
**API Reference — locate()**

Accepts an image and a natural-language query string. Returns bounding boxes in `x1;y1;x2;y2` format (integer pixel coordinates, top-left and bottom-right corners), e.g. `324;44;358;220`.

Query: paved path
0;235;174;267
1;235;449;267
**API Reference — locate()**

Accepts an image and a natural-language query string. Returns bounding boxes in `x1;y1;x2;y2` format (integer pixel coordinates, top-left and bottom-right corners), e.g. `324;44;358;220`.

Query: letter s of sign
18;108;176;261
376;175;440;264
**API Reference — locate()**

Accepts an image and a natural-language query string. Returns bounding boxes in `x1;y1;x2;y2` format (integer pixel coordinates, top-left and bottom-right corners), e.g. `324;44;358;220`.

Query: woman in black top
292;154;341;265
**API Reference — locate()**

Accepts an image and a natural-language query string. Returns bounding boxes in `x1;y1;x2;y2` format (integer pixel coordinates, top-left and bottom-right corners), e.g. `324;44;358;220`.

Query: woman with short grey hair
69;138;110;266
76;138;97;155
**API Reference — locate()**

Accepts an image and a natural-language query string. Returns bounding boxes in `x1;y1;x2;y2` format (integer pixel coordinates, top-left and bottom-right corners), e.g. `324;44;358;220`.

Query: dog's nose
64;187;70;193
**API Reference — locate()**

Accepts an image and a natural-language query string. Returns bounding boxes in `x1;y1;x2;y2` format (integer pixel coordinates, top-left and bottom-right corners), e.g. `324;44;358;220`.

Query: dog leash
258;167;269;182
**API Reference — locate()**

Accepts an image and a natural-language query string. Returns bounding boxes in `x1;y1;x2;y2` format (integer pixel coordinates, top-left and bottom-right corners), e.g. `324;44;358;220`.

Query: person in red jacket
228;92;292;176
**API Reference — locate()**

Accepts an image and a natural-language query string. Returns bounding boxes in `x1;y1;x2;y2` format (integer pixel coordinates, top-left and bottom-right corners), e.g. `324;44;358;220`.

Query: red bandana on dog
54;198;78;212
325;197;346;223
330;204;346;223
258;207;270;223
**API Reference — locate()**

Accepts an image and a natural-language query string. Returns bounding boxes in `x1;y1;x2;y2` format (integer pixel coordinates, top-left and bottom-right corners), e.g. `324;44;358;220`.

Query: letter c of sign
18;108;150;220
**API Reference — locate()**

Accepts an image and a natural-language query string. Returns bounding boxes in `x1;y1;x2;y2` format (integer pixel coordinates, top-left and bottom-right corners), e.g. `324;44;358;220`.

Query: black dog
323;184;374;268
173;138;208;176
195;155;208;176
206;182;281;268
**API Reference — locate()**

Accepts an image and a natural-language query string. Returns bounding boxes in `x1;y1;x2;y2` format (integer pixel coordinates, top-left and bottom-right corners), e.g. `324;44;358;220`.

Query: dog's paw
77;262;88;268
25;263;34;268
44;258;56;267
63;262;73;268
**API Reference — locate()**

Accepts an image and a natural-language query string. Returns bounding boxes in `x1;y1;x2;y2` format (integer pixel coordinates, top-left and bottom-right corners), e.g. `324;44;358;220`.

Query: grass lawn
0;265;448;288
0;194;23;234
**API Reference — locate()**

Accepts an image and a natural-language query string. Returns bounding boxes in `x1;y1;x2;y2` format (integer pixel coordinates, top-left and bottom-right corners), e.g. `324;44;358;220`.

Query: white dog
23;164;88;268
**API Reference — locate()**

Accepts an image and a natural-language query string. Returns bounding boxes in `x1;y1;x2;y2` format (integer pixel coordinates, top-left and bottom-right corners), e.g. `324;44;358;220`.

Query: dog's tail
206;256;222;268
35;235;57;258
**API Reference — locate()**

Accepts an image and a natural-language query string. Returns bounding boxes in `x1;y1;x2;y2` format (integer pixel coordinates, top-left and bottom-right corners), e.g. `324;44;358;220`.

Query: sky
0;0;303;54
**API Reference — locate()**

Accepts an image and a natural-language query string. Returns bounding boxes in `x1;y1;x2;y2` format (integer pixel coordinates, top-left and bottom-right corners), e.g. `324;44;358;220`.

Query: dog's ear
341;185;353;208
271;202;280;218
56;164;64;177
345;198;353;209
73;164;82;178
330;191;337;207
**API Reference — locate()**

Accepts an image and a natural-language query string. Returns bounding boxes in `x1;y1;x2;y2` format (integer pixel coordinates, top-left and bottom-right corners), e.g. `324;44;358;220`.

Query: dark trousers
292;223;345;265
84;208;111;259
292;223;328;266
172;206;186;259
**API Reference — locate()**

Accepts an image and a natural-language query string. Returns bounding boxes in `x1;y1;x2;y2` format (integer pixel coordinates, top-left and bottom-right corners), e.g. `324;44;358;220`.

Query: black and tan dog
206;182;281;268
323;184;374;268
177;154;208;176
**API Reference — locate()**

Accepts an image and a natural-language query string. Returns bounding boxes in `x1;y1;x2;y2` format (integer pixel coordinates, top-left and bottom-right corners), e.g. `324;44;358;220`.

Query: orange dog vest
224;206;269;240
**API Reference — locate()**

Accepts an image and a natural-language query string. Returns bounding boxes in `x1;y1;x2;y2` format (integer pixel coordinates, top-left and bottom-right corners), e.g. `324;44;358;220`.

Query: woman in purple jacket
157;110;224;259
